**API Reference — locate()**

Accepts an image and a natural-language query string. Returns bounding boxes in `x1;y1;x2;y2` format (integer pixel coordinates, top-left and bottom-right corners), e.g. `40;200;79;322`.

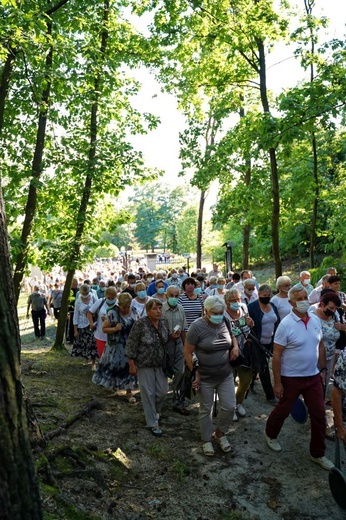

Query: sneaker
309;455;334;470
232;411;239;422
237;404;246;417
267;398;279;406
264;430;282;452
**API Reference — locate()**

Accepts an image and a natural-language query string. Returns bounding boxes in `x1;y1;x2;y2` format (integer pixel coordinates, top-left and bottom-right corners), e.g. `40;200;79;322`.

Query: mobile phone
173;325;180;332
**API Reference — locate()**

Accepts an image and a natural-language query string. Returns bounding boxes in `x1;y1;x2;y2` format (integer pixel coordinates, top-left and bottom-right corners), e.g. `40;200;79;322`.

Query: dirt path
21;323;346;520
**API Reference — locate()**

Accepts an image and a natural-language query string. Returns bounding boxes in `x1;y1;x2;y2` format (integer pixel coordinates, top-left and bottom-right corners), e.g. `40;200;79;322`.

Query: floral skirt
71;326;98;360
92;341;136;390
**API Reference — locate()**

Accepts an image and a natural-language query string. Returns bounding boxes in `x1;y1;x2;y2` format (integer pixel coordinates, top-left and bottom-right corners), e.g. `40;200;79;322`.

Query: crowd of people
25;262;346;467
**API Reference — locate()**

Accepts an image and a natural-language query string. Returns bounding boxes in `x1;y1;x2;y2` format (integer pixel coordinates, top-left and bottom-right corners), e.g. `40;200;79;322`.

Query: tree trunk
52;0;109;350
305;0;318;268
256;38;282;278
240;101;251;269
310;132;318;268
196;190;205;268
242;224;250;269
51;270;74;350
13;22;53;303
0;181;42;519
0;46;17;136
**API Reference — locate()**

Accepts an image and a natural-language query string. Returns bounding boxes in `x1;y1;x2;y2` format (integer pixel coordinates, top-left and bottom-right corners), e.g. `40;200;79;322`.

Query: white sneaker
237;404;246;417
232;411;238;422
264;431;282;452
309;455;334;470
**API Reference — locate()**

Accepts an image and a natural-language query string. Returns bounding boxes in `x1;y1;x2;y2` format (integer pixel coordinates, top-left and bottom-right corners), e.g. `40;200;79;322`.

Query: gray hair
243;278;256;288
204;295;226;312
258;284;272;295
322;274;331;283
224;288;241;302
208;276;217;284
145;297;163;311
288;283;307;301
276;275;291;289
79;283;90;295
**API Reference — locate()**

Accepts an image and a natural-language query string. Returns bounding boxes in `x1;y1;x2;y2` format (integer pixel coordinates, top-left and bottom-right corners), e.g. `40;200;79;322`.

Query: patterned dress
333;349;346;421
71;295;98;360
92;306;137;389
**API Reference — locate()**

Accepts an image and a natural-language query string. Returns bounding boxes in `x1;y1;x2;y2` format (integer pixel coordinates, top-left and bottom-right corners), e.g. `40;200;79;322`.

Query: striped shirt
178;293;204;330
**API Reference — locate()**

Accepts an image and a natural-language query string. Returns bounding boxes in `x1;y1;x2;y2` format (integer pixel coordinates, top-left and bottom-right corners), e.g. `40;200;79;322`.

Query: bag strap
95;298;106;316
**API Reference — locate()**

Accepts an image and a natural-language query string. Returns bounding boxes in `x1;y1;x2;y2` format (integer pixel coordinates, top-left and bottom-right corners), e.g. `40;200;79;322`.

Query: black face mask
324;308;334;317
259;296;271;305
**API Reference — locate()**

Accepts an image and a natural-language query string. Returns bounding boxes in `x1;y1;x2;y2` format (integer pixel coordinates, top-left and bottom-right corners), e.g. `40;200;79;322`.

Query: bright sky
126;1;346;202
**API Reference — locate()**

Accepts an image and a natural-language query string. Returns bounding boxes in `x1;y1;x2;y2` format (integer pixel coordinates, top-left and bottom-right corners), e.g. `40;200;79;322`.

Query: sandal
216;436;232;453
202;441;215;456
150;427;163;437
126;395;136;404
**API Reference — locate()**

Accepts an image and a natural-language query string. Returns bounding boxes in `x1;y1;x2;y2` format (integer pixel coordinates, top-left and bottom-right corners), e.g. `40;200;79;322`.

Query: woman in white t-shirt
270;276;292;321
87;286;117;358
131;282;151;318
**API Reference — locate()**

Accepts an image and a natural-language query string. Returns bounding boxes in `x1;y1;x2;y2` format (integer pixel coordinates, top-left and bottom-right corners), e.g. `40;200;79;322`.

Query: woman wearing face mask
241;279;258;305
153;280;167;302
144;273;154;287
313;291;342;402
184;296;239;456
204;276;218;296
87;286;118;358
71;283;98;369
93;292;138;403
270;276;292;321
209;276;227;298
131;282;151;317
178;277;204;330
224;289;255;419
247;284;280;405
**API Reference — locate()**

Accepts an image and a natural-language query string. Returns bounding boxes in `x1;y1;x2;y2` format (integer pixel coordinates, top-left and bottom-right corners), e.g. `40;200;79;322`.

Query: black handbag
336;309;346;350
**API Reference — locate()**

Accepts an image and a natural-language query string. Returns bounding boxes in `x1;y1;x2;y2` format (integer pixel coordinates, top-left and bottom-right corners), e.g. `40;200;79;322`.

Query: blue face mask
217;285;225;290
194;288;202;295
230;302;240;311
168;297;178;307
106;299;115;305
209;314;224;324
91;285;99;291
157;287;165;294
137;290;147;299
99;287;106;292
212;284;217;289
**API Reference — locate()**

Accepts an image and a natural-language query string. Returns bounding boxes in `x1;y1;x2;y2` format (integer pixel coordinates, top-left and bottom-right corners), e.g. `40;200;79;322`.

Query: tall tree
0;186;42;518
140;0;289;276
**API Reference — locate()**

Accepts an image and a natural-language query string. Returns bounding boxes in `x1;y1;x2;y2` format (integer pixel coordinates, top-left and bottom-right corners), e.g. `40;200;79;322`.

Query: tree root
45;400;102;440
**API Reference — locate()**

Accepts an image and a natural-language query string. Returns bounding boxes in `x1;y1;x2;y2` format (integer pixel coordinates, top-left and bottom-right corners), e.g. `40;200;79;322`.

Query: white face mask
295;300;310;313
303;278;311;285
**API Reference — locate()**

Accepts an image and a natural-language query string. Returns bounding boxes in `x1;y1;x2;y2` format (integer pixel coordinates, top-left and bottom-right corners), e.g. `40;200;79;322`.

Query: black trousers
253;343;275;400
31;309;46;337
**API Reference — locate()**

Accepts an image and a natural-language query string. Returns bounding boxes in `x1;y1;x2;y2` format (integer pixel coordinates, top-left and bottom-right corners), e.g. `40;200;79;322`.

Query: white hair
204;295;226;312
276;275;291;289
299;271;310;277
